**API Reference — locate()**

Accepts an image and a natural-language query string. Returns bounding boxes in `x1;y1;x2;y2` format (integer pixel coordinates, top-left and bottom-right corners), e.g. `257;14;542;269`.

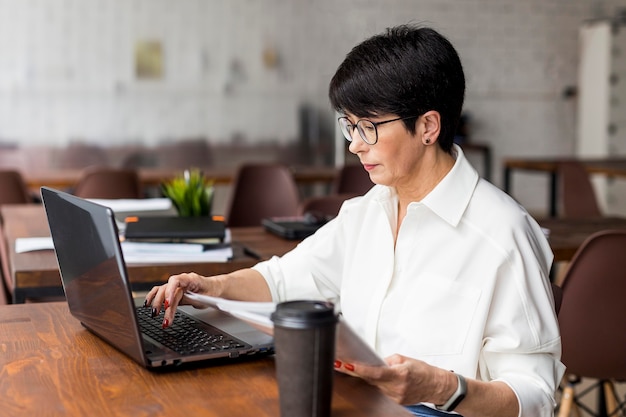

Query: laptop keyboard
136;307;249;355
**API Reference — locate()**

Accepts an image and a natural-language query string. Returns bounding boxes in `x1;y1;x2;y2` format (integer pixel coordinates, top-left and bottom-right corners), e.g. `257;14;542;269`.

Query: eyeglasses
337;115;419;145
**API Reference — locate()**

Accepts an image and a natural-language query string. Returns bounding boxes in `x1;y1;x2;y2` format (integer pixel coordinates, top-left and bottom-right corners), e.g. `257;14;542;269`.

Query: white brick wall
1;0;626;212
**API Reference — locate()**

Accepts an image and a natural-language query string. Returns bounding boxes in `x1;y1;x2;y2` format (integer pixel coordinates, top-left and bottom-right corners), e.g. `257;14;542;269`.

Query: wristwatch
436;372;467;412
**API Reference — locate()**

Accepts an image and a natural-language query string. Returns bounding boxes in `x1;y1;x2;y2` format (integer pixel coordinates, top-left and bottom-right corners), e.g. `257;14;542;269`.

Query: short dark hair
329;25;465;153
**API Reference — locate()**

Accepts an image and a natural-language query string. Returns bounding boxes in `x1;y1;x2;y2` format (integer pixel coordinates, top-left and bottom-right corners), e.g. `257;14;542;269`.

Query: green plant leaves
161;169;213;217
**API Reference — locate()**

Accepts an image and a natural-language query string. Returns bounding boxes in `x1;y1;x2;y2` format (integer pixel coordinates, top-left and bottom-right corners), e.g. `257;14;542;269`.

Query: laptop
40;187;274;368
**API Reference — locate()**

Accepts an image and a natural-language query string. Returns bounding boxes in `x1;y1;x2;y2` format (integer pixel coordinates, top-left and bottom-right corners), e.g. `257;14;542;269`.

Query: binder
124;216;226;242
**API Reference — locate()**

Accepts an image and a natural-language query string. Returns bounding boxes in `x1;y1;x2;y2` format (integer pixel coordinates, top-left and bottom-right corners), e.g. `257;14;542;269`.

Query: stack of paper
15;237;233;263
121;241;233;263
87;198;175;214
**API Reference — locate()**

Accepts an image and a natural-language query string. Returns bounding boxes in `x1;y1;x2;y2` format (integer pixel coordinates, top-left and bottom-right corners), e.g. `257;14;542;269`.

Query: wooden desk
0;302;409;416
22;165;338;190
1;205;299;303
503;157;626;216
537;216;626;262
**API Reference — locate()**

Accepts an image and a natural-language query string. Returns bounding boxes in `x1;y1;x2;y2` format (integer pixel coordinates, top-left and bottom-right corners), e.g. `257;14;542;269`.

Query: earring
424;138;431;144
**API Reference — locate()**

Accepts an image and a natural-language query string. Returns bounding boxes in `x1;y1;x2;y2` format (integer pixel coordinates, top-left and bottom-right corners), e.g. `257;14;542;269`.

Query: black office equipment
41;187;273;368
262;215;327;240
124;216;226;242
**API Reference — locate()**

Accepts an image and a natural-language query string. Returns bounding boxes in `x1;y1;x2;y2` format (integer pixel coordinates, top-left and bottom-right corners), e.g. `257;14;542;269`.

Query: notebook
124;216;226;242
40;187;274;368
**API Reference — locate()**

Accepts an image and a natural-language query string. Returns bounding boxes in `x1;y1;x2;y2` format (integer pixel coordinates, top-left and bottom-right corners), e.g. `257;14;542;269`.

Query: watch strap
436;372;467;412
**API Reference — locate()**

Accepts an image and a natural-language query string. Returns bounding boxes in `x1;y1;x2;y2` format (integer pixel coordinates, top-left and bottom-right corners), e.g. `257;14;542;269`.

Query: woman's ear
421;111;441;145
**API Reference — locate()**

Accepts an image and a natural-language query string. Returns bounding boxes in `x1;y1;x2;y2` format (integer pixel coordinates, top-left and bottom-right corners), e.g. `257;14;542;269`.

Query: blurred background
0;0;625;214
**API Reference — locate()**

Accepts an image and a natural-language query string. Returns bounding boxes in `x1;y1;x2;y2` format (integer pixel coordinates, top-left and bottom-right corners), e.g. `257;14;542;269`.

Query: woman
146;25;564;417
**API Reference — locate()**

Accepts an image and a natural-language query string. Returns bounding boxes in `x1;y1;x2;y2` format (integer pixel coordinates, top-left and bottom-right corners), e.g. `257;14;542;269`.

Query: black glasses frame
338;115;419;145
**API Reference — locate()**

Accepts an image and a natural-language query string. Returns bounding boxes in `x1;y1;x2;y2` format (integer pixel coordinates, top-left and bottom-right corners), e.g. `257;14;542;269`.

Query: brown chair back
156;138;213;168
56;142;109;169
558;161;602;218
298;193;356;218
0;170;32;205
333;165;373;195
225;163;300;227
73;167;142;199
558;229;626;380
0;223;12;304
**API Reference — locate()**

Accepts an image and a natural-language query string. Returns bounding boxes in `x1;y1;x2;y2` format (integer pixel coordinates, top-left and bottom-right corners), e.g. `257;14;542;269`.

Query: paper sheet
122;245;233;264
183;292;387;367
87;198;173;213
15;237;54;253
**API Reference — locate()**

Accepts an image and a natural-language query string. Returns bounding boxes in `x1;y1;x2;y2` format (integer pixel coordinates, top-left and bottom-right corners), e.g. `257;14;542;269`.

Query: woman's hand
144;272;223;328
335;354;520;417
143;268;271;329
334;354;451;405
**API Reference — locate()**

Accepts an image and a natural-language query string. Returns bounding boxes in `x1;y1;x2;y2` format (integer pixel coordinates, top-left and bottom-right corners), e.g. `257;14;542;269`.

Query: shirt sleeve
480;217;565;417
486;346;566;416
252;215;346;303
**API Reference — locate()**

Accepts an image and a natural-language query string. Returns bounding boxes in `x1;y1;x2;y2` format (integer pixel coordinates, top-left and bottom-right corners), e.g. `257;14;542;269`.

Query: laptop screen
41;187;147;366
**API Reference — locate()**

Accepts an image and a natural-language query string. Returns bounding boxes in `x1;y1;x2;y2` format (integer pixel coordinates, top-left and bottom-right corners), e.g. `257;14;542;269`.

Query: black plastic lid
271;300;337;329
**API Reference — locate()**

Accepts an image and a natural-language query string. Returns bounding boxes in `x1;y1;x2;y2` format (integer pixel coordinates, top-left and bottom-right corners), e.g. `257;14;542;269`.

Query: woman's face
345;113;425;189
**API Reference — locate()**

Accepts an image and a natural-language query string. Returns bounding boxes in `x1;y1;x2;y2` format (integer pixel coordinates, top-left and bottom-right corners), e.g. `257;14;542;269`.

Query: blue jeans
405;404;461;417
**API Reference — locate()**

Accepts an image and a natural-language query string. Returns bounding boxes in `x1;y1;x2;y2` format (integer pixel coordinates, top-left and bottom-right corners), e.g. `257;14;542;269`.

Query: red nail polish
334;360;342;369
344;363;355;372
164;299;170;310
162;318;169;329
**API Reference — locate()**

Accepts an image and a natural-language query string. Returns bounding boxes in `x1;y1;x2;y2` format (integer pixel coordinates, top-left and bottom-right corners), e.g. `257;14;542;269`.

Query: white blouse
253;145;565;417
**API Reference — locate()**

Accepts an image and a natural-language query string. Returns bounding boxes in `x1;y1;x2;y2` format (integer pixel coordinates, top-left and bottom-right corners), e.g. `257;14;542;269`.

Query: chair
0;171;35;304
333;164;373;195
0;170;32;205
73;167;142;199
56;142;109;169
155;138;213;169
558;161;602;219
225;163;300;227
298;193;357;218
0;283;7;305
0;223;13;304
556;230;626;417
